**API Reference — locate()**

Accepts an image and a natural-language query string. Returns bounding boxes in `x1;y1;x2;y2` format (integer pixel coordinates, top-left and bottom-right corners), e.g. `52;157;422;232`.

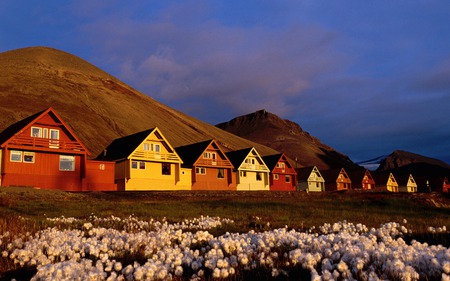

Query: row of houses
1;108;449;193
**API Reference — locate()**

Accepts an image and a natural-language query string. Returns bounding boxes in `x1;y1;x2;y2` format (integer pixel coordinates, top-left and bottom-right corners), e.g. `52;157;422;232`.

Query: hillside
377;150;450;171
0;47;278;157
216;109;356;170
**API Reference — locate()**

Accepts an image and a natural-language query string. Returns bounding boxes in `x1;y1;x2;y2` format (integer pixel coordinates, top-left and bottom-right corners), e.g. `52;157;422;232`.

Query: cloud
76;1;343;122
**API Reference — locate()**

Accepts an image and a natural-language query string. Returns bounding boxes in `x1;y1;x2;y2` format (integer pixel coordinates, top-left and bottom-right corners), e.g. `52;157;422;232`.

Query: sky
1;0;450;164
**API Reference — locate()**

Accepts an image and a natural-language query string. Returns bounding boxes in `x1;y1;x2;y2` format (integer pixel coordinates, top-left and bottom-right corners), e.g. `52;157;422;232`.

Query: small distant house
322;168;352;191
0;107;116;191
443;177;450;193
398;174;418;193
176;140;235;190
226;147;270;191
374;172;399;192
297;166;325;192
348;169;376;190
262;153;297;191
98;127;189;191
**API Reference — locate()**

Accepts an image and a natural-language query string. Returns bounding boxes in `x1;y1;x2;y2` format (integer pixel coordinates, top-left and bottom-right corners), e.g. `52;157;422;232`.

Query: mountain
216;109;357;170
0;46;278;157
377;150;450;171
376;150;450;192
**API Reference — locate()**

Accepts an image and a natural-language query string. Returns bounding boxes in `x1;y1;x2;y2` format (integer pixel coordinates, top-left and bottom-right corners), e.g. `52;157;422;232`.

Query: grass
1;187;450;278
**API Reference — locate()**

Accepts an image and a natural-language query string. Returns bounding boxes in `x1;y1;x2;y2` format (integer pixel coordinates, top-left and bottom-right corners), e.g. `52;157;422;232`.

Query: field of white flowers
1;215;449;281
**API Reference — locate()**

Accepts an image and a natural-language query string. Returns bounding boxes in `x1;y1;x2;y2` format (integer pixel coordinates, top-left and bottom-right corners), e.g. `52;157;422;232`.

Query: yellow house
97;127;190;190
398;174;418;193
226;147;270;191
297;166;325;192
374;172;399;192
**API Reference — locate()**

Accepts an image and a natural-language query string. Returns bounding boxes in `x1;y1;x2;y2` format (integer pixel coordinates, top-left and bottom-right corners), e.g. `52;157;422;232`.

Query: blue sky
1;1;450;164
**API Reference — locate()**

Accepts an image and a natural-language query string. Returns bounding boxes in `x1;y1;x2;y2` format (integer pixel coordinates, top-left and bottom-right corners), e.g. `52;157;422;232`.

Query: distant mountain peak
377;150;450;171
217;110;356;170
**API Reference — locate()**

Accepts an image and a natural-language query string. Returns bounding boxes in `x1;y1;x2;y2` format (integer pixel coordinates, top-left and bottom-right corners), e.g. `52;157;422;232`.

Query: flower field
1;188;450;280
1;215;450;280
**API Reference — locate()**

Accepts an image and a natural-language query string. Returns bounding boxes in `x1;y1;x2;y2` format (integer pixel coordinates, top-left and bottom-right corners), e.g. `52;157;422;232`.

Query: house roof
0;107;90;154
0;109;46;145
347;168;374;182
395;174;416;186
321;168;351;183
262;154;283;171
296;166;319;180
175;140;213;167
226;147;253;169
96;128;155;161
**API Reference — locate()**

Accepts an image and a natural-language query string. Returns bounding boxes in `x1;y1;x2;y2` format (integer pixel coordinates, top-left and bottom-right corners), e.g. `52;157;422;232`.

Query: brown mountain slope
216;109;356;170
0;46;278;157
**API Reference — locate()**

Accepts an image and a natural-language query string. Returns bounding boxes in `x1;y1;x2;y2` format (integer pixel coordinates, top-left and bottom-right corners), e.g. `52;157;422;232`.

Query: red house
0;108;116;191
176;140;236;190
347;168;375;190
262;154;297;191
443;177;450;193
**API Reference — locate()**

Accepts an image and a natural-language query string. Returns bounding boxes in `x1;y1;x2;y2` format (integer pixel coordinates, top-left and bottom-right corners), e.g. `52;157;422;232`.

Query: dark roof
296;166;318;180
226;147;253;168
0;108;47;145
96;128;154;161
175;140;212;167
321;168;350;183
262;154;283;171
346;168;371;182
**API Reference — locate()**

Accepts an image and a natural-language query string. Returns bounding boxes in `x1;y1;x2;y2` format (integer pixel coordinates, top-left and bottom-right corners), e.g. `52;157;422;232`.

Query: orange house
263;154;297;191
176;140;236;190
0;108;116;191
348;169;375;190
443;177;450;193
322;168;352;191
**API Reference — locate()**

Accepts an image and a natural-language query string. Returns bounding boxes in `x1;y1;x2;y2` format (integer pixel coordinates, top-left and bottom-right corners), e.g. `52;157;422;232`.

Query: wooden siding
84;160;117;191
1;149;83;191
236;170;269;191
192;167;235;190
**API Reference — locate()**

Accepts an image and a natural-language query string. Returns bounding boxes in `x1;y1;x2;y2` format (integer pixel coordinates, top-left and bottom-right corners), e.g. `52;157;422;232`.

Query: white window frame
59;155;75;171
23;152;35;163
143;143;150;151
10;150;22;162
49;129;60;148
31;127;42;138
285;175;291;183
217;168;224;179
274;174;279;180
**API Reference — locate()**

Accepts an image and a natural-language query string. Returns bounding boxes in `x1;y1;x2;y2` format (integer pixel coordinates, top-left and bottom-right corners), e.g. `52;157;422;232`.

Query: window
31;127;42;138
43;128;48;138
162;163;171;175
131;161;145;169
143;143;150;151
240;171;247;177
10;150;22;162
59;155;75;171
196;167;206;175
49;129;60;148
277;163;285;169
285;175;291;183
23;152;35;163
274;174;279;180
153;144;161;153
99;164;105;170
256;172;262;181
217;169;224;179
203;152;216;159
245;158;255;164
